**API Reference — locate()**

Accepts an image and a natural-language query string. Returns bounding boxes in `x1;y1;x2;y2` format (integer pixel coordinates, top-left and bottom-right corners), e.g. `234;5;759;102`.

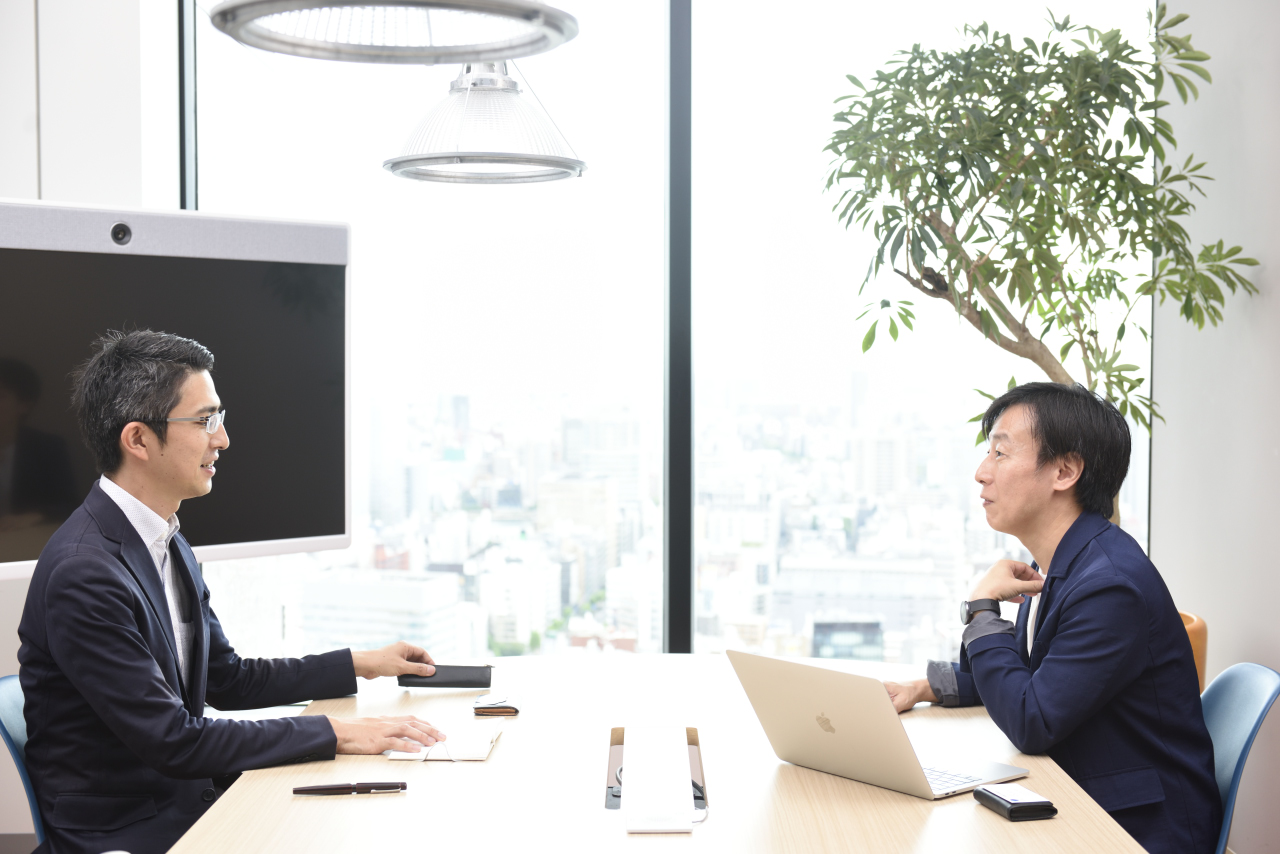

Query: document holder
604;727;707;820
398;665;493;689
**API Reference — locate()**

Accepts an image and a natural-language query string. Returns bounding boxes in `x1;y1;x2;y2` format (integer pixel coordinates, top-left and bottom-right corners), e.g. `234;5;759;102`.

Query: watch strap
963;598;1001;625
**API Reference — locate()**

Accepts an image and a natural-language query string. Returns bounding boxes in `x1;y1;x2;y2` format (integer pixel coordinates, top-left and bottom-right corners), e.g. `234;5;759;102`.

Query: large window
691;0;1151;662
195;0;665;659
195;0;1155;663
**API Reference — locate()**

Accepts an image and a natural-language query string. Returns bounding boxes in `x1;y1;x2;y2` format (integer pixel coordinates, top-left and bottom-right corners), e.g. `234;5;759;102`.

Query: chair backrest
1179;611;1208;691
1201;663;1280;854
0;674;45;844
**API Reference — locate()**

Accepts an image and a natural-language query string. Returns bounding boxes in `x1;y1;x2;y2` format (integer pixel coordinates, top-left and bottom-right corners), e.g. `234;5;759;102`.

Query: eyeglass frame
165;410;227;435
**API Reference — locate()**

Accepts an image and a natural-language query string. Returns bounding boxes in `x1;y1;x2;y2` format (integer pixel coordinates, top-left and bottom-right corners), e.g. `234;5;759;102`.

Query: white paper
384;727;502;762
623;726;693;833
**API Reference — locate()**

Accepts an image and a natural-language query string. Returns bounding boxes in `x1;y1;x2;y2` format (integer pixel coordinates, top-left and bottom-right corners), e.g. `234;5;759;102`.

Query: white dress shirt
1026;592;1040;656
98;475;193;690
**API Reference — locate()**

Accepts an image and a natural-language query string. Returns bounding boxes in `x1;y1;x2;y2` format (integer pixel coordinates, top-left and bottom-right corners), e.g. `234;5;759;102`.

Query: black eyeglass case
397;664;493;689
974;784;1058;821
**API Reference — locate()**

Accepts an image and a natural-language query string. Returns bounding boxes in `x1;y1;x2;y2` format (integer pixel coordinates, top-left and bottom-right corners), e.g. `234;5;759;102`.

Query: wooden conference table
170;654;1143;854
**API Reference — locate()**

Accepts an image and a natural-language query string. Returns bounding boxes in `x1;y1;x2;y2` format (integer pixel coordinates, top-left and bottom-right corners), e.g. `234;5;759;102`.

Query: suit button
202;788;216;802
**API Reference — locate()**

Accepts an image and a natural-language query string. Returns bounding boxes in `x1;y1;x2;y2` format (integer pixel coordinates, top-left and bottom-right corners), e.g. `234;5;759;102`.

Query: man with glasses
18;330;446;854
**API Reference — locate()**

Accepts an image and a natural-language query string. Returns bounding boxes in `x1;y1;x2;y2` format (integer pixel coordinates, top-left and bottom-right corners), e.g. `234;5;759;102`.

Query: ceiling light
210;0;578;65
383;61;584;184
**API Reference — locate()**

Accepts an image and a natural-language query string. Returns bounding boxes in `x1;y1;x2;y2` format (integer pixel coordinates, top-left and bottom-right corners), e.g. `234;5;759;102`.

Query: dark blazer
954;513;1221;854
18;483;358;854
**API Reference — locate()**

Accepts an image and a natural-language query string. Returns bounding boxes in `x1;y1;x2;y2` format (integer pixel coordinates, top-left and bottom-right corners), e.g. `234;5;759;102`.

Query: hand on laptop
970;559;1044;605
884;679;937;713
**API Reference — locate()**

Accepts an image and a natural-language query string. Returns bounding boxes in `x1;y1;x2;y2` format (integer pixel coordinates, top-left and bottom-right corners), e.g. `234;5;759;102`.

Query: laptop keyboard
922;767;981;793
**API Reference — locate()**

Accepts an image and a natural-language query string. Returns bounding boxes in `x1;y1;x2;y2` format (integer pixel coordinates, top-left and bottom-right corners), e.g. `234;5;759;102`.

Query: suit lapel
84;484;185;696
171;535;208;713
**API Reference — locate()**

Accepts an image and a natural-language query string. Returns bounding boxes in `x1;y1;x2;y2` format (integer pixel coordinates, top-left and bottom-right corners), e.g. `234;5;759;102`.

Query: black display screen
0;248;345;563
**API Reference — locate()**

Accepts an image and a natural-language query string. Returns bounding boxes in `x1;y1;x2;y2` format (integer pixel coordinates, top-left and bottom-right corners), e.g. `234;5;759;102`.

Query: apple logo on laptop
816;712;835;733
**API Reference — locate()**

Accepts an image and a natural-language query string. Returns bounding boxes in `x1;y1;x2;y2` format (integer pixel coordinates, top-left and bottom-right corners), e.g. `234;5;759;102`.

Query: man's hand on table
969;559;1044;605
351;641;436;680
883;679;937;713
329;715;446;754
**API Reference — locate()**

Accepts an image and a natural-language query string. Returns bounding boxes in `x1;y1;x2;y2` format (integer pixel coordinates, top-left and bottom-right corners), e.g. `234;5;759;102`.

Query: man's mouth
201;458;218;474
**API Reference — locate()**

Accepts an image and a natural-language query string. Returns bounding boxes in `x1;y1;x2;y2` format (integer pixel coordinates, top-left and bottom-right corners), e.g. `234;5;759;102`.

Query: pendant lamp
210;0;578;65
383;61;585;183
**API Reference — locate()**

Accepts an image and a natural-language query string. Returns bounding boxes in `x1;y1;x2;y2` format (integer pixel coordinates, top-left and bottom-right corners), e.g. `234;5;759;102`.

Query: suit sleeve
962;575;1148;754
45;551;340;779
204;605;357;712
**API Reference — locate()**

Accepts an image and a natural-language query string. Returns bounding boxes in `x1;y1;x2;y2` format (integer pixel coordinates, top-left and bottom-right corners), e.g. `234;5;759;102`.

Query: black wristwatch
961;599;1001;626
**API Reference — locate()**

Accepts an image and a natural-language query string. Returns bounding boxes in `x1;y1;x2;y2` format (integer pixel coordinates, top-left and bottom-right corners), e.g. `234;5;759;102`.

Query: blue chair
0;674;45;845
1201;662;1280;854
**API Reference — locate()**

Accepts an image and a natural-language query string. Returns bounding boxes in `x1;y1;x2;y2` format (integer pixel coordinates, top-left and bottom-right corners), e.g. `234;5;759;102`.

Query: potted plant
826;4;1257;437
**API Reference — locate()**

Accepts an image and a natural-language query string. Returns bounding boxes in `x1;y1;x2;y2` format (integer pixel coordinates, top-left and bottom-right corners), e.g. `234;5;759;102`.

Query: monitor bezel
0;198;351;580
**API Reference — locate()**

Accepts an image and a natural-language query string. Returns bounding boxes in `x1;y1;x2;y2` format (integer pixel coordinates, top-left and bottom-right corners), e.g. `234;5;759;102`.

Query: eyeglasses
166;410;227;434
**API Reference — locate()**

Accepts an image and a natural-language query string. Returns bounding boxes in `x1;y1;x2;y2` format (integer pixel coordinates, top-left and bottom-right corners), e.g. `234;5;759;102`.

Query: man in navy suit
884;383;1220;853
19;330;448;854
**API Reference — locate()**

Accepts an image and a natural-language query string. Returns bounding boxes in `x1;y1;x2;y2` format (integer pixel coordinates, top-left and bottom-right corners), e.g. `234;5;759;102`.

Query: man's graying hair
71;330;214;473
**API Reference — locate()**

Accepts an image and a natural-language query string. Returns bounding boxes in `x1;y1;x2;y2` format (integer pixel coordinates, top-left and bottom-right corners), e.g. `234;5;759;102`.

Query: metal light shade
210;0;578;65
384;61;585;183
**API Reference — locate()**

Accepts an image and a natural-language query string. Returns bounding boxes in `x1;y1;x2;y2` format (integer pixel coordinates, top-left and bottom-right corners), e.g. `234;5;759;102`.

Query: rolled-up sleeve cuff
962;610;1015;647
926;659;960;707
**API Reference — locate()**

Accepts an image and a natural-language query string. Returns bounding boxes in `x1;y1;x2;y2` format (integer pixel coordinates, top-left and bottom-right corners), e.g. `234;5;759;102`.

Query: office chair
1201;663;1280;854
1179;611;1208;691
0;674;45;845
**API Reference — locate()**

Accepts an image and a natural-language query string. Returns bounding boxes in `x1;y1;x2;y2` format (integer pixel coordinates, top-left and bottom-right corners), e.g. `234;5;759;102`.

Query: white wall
1151;2;1280;853
0;0;179;834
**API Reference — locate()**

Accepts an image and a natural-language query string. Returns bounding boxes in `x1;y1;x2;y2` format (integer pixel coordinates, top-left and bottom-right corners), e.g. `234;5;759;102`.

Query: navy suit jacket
954;513;1220;853
18;484;358;854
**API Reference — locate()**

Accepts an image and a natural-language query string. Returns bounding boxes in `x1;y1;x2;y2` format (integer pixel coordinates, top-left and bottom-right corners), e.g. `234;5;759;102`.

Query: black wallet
974;784;1057;821
397;665;493;689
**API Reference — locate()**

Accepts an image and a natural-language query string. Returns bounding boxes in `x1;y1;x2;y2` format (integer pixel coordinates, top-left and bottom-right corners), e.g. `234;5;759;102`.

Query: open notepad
384;726;503;762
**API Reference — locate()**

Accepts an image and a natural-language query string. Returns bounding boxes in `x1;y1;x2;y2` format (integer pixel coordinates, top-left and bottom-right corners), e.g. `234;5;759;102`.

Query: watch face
960;601;970;625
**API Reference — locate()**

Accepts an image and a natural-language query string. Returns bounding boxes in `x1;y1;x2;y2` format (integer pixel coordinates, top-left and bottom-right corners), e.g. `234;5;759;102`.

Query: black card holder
398;665;493;689
974;785;1058;821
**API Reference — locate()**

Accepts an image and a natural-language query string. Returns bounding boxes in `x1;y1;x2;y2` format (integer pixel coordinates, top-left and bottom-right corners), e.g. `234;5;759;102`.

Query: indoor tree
826;4;1257;434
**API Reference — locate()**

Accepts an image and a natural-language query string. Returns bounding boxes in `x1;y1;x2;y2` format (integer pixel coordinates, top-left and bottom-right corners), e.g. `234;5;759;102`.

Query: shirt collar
97;474;180;551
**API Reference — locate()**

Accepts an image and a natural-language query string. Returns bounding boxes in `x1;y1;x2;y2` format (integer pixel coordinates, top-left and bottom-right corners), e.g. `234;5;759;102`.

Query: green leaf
862;321;877;353
973;388;996;401
889;317;899;340
1007;376;1017;390
880;299;891;308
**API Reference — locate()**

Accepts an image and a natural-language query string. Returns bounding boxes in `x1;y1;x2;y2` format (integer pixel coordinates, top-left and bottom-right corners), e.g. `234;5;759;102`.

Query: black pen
293;782;408;795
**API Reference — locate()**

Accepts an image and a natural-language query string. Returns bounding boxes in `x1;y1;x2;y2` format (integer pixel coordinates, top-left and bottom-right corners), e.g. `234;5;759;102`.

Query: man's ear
118;421;157;465
1052;453;1084;493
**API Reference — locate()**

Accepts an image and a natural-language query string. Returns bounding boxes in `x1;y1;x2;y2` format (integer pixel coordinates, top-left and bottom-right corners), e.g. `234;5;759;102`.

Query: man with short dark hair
884;382;1220;854
19;330;447;854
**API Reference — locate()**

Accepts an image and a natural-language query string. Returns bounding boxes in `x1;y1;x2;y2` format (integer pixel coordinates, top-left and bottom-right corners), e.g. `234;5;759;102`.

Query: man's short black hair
71;330;215;474
981;382;1130;518
0;358;41;404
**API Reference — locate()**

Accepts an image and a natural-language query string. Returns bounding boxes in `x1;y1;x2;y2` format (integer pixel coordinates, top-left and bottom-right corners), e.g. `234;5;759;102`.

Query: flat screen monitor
0;200;349;577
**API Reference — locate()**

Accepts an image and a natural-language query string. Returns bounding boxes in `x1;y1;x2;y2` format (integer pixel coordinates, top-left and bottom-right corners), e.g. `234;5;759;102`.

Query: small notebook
384;727;502;762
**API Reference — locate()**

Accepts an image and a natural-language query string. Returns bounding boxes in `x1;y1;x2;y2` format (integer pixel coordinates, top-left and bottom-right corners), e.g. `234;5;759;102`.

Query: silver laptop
727;650;1027;799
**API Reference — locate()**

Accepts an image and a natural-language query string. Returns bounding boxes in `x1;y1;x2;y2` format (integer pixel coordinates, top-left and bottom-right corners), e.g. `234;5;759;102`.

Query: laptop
727;650;1027;799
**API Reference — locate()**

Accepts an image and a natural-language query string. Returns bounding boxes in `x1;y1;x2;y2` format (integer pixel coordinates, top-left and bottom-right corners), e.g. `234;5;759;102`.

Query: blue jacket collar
1046;511;1112;579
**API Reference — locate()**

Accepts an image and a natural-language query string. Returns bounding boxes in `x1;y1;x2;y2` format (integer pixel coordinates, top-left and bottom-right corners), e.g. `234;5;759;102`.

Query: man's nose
213;425;230;450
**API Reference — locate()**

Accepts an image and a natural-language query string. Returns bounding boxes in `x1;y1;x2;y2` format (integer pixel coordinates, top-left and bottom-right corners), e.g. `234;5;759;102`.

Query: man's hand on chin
971;558;1045;605
351;641;436;680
